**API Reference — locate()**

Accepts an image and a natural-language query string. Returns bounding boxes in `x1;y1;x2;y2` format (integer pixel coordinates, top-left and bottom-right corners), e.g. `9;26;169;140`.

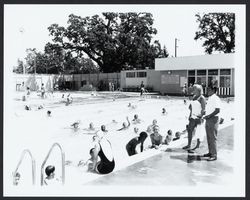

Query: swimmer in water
71;120;81;130
78;146;96;171
162;108;167;115
150;125;163;149
89;122;95;130
47;110;51;117
44;165;61;185
132;114;142;124
117;117;131;131
147;119;158;134
134;127;139;134
25;105;31;111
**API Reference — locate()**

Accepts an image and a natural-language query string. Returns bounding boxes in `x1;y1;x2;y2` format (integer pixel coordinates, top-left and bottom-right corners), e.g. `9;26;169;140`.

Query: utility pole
19;27;25;74
175;38;179;57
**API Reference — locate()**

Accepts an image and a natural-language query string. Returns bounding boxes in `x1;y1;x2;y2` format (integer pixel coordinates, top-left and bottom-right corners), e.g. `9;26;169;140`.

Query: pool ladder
40;143;65;186
13;149;36;185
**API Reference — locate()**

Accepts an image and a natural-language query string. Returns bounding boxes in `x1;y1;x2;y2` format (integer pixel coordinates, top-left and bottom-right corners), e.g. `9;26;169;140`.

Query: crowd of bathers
14;81;231;186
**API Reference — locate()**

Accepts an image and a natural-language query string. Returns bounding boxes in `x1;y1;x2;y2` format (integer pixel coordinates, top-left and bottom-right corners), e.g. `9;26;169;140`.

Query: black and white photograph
3;3;246;197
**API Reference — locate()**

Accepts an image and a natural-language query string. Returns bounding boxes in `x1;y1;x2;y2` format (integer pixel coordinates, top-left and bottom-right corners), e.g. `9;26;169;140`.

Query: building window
137;71;147;77
126;72;136;78
208;69;218;75
220;69;231;75
197;70;206;76
220;76;231;87
188;70;195;76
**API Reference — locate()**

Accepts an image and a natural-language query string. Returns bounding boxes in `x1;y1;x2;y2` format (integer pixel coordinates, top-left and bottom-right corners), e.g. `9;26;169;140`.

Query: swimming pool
4;91;235;195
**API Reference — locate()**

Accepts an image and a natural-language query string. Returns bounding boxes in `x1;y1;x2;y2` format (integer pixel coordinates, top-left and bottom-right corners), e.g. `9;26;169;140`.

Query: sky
4;4;242;68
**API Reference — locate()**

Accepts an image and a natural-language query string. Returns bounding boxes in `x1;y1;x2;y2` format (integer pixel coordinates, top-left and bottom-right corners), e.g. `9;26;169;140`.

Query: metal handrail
13;149;36;185
40;143;65;186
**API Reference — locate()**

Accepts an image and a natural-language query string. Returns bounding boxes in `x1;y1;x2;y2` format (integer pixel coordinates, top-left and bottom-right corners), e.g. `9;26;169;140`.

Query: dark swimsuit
97;143;115;174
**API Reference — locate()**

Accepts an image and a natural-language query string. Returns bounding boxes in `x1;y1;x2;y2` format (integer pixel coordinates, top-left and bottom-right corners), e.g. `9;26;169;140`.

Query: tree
13;59;24;73
48;12;168;72
194;13;235;54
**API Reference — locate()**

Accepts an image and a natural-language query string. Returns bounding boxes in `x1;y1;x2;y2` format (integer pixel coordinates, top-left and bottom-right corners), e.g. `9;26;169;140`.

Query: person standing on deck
182;84;206;151
202;83;221;161
140;81;145;96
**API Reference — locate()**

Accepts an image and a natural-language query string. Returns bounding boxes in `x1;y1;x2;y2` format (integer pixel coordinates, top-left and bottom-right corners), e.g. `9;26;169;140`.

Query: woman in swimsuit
91;132;115;174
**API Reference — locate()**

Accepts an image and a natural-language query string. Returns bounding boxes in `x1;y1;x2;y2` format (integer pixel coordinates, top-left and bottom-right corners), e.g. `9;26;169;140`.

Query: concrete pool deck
87;124;234;186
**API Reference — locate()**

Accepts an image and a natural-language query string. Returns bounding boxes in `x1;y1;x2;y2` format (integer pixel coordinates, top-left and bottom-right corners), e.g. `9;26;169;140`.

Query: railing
40;143;65;186
13;149;36;185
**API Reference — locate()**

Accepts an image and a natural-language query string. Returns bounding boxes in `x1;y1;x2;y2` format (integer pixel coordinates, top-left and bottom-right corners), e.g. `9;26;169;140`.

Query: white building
120;53;234;96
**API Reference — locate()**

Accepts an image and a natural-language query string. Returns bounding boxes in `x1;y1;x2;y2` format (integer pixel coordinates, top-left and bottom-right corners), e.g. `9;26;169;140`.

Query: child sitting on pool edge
164;129;173;145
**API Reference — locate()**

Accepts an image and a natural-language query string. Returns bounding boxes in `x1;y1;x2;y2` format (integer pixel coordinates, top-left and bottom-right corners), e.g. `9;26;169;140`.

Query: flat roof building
121;53;234;96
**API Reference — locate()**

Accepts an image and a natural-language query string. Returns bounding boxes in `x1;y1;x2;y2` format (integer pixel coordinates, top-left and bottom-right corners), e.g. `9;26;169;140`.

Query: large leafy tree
48;12;168;72
194;13;235;54
20;44;99;74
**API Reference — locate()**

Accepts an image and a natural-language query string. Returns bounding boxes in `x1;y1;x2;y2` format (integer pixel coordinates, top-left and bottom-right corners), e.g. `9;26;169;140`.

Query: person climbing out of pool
126;131;148;156
163;129;173;145
182;84;206;151
91;131;115;174
117;117;130;131
44;165;61;185
132;114;142;124
150;125;163;149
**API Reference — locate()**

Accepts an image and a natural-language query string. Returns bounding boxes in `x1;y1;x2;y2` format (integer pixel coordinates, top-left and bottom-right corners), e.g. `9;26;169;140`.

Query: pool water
4;91;235;195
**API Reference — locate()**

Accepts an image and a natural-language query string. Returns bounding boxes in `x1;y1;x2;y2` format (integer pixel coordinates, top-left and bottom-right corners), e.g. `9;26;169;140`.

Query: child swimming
78;147;95;171
132;114;142;124
162;108;167;115
47;110;51;117
44;165;60;185
117;117;131;131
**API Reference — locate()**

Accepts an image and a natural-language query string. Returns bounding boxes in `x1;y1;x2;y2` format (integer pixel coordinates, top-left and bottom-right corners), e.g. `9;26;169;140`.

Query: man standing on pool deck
140;81;145;96
203;84;221;161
